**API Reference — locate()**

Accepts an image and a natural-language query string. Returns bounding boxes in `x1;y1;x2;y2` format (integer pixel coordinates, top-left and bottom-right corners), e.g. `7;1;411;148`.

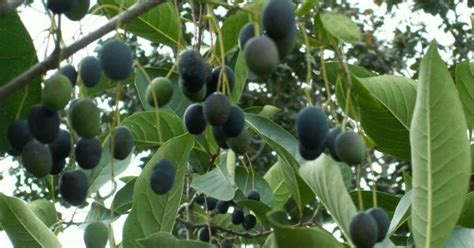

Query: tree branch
0;0;165;100
0;0;24;18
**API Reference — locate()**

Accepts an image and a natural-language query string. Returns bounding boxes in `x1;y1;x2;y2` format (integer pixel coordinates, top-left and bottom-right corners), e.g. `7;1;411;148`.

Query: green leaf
352;75;417;161
267;210;344;247
296;0;317;16
0;12;41;156
234;197;272;221
388;190;412;235
26;199;57;229
99;1;183;47
191;160;235;201
264;161;290;209
324;62;377;84
84;202;120;223
458;192;474;228
230;50;249;103
245;113;314;214
112;177;137;214
319;12;361;43
410;41;471;248
455;61;474;129
299;154;356;243
350;190;401;215
0;193;61;248
122;134;194;247
215;11;250;57
444;227;474;248
121;111;186;147
234;166;274;207
137;232;212;248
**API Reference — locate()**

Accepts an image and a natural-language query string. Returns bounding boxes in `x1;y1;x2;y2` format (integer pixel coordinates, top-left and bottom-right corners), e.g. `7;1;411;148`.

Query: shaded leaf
264;161;290;209
215;11;249;57
388;190;412;235
455;61;474;129
320;12;361;43
191;160;235;201
458;192;474;228
26;199;57;229
137;232;212;248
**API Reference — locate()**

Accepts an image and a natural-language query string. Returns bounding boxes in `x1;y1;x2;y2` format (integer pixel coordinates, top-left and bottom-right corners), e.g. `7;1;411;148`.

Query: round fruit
22;140;53;178
110;126;134;160
184;104;207;135
28;104;60;143
206;197;218;211
247;190;260;201
242;214;257;230
180;78;207;102
50;159;66;175
298;141;324;160
335;131;366;165
80;56;102;87
7;120;32;152
295;106;329;150
367;208;390;242
207;66;235;96
227;129;251;155
203;93;231;126
231;209;244;225
84;221;109;248
178;50;211;92
100;40;133;81
212;126;229;149
150;159;175;195
349;212;379;248
244;36;279;78
326;127;342;161
49;129;71;161
146;77;173;107
65;0;89;21
69;99;101;138
75;138;102;169
271;24;297;58
239;23;256;49
60;170;88;206
262;0;296;39
57;65;77;86
216;200;230;214
198;227;210;242
42;74;73;111
47;0;77;14
221;106;245;138
195;194;205;205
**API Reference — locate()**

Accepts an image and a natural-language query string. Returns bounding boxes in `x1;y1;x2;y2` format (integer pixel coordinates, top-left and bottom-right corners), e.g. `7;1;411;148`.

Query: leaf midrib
3;196;42;247
424;53;433;248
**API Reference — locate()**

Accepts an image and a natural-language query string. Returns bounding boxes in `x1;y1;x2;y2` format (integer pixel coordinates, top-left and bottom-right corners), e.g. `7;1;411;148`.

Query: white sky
0;0;471;247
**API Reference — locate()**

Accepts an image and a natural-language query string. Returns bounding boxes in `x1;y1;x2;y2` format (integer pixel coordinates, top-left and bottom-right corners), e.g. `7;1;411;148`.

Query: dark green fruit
210;239;219;247
7;120;32;152
227;129;250;155
75;138;102;169
100;40;133;81
150;159;175;195
247;190;260;201
84;221;109;248
242;214;257;230
28;104;60;143
49;129;71;161
57;65;77;86
222;106;245;138
349;212;378;248
47;0;77;14
69;99;101;138
195;194;205;205
326;127;342;161
271;24;297;58
22;140;52;178
184;104;207;135
212;126;228;149
180;78;207;102
206;197;218;211
146;77;173;107
298;141;324;160
262;0;296;39
207;66;235;96
42;74;73;111
231;209;244;225
203;93;231;126
295;106;329;150
60;170;88;206
80;56;102;87
111;126;134;160
367;208;390;242
216;200;230;214
244;36;279;78
198;227;210;242
65;0;89;21
178;50;211;92
239;23;256;49
50;159;66;175
335;131;366;165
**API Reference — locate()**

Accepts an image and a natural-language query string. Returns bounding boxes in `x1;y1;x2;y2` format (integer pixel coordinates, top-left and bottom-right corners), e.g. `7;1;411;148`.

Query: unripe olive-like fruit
49;129;71;161
183;104;207;135
150;159;175;195
28;104;60;143
335;131;366;165
227;129;251;155
232;209;244;225
298;141;324;160
221;106;245;138
42;74;73;111
47;0;77;14
244;36;279;78
203;93;231;126
349;212;378;248
22;140;53;178
110;126;134;160
242;214;257;230
262;0;296;39
178;50;211;92
367;208;390;242
206;197;218;211
75;137;102;170
198;227;210;242
216;200;230;214
100;40;133;81
80;56;102;87
65;0;90;21
180;78;207;102
207;66;235;96
69;99;101;138
50;159;66;175
239;23;256;49
247;189;260;201
212;126;228;149
146;77;173;107
57;65;77;86
271;24;297;58
326;127;342;161
7;120;32;152
295;106;329;150
59;170;88;206
84;221;109;248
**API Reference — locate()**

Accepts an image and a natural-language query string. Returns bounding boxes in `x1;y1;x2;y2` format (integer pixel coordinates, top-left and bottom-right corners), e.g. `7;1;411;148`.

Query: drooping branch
0;0;165;100
0;0;24;18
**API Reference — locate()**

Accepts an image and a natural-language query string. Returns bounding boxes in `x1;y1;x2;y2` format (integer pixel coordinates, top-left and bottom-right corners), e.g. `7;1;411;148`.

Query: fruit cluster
47;0;90;21
7;39;135;206
349;208;390;248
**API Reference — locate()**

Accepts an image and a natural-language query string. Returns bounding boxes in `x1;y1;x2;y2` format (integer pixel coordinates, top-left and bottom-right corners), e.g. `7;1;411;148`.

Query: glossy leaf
350;190;401;215
191;160;235;201
137;232;212;248
455;61;474;129
234;166;274;207
410;42;471;248
319;12;361;43
26;199;57;229
230;50;249;103
264;161;291;209
112;177;137;214
388;190;412;235
215;11;249;57
458;192;474;228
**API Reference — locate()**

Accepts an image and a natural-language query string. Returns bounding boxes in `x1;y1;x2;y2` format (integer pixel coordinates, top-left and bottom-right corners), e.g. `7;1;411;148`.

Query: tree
0;0;473;247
